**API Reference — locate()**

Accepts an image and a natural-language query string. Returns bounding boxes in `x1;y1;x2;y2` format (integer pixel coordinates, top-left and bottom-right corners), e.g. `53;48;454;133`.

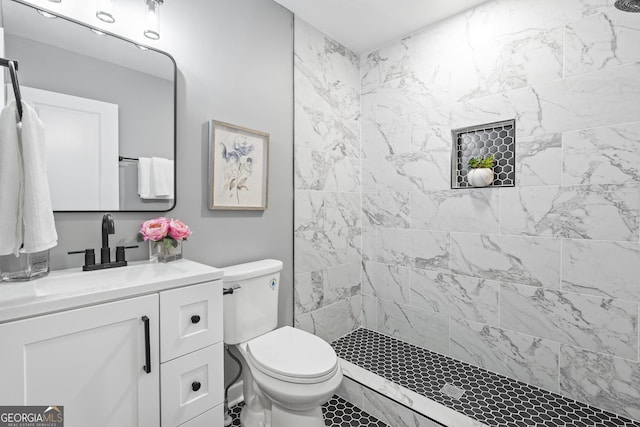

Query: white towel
151;157;174;198
19;100;58;253
0;101;23;255
0;100;57;255
138;157;153;199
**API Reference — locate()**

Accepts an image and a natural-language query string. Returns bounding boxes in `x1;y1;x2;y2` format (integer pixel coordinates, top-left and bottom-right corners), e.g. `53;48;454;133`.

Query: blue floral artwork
210;121;269;210
221;140;255;204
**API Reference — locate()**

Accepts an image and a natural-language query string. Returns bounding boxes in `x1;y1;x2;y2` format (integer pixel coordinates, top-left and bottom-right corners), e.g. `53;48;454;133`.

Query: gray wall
17;0;294;329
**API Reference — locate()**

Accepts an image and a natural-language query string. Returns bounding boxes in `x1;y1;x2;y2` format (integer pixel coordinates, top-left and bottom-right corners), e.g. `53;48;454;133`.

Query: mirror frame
7;0;178;213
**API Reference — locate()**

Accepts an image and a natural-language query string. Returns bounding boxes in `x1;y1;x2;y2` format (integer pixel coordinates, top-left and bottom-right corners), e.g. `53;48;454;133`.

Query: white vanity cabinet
0;260;224;427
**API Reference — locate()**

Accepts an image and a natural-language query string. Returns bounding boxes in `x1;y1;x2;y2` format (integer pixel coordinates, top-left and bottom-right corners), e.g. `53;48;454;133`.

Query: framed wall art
208;120;270;210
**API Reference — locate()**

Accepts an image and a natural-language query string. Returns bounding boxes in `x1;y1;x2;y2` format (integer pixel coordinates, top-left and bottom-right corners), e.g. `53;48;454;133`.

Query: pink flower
168;219;192;241
139;217;169;241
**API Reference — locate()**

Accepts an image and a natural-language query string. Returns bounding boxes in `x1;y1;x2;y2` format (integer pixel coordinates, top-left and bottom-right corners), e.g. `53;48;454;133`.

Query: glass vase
0;249;50;282
149;239;183;263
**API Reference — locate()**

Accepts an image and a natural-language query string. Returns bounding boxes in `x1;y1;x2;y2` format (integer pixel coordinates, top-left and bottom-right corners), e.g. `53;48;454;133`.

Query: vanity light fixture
37;10;57;18
143;0;163;40
96;0;116;23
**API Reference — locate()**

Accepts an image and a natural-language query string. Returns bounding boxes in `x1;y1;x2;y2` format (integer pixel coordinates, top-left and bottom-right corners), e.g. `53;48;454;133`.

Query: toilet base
272;404;324;427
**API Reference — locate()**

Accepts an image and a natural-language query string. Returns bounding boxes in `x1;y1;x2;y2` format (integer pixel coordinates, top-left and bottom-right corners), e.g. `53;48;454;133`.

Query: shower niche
451;119;516;189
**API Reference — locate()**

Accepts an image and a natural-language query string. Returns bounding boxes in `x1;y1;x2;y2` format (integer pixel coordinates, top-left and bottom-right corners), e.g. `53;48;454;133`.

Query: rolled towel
20;100;57;253
0;101;23;256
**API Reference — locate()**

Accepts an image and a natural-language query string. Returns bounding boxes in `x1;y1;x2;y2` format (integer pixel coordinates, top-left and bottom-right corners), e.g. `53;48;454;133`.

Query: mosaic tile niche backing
452;119;516;189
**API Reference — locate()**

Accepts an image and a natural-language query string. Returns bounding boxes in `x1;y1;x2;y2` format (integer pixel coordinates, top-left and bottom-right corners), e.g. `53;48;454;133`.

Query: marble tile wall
293;18;362;343
359;0;640;421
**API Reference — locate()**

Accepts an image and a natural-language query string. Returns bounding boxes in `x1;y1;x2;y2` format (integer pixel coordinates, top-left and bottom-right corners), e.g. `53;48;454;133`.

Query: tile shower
294;0;640;424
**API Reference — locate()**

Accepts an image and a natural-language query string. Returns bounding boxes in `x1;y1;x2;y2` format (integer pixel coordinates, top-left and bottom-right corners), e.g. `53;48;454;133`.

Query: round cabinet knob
190;315;201;324
192;381;201;392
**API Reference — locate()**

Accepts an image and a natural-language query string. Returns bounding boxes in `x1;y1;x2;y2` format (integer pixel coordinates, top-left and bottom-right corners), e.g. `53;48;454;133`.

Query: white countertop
0;259;223;323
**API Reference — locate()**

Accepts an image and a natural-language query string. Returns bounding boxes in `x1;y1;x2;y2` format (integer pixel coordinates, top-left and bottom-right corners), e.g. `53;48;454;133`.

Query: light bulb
144;0;163;40
96;0;115;23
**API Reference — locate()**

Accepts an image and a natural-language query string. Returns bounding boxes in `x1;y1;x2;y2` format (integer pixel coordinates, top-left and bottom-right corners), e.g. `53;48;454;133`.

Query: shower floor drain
440;383;465;400
332;328;640;427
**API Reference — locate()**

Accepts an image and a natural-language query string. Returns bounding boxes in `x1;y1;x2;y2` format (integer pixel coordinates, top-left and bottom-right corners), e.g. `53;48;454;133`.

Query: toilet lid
246;326;338;381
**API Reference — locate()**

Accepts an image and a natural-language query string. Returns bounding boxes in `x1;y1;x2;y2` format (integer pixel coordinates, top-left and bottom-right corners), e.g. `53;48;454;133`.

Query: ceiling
272;0;489;55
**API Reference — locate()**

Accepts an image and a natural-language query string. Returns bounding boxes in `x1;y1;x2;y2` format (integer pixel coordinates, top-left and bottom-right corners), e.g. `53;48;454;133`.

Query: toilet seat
246;326;339;384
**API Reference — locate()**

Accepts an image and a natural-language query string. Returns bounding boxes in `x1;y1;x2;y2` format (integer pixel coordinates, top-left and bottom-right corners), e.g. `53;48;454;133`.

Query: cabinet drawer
160;280;222;362
161;343;223;427
178;404;223;427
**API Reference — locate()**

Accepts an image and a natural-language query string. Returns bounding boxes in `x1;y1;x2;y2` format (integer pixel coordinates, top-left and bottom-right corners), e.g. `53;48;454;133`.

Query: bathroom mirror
1;0;176;212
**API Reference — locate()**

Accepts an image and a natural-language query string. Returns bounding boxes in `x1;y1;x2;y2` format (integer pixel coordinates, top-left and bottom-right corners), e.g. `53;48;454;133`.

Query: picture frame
208;120;270;210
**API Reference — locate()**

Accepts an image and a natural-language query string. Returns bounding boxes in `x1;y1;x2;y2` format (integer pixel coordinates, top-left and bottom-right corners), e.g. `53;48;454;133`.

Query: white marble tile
294;227;361;274
409;122;451;155
516;133;562;187
361;74;432;124
361;227;377;262
562;239;640;302
377;228;450;272
362;191;410;229
362;261;410;305
565;11;640;77
295;296;362;343
295;147;361;192
501;283;639;360
376;299;449;355
417;26;563;104
361;114;412;159
325;262;361;306
504;62;640;136
363;388;442;427
336;376;365;408
450;318;560;392
362;151;450;193
294;271;324;316
294;18;360;120
295;191;361;232
340;358;487;427
361;37;411;93
362;295;378;330
563;122;640;185
560;345;640;421
500;184;640;241
450;233;561;289
410;270;499;326
410;189;499;233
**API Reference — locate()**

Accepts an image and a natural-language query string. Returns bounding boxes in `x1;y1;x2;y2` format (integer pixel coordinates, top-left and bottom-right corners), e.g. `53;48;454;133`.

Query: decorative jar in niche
467;168;494;187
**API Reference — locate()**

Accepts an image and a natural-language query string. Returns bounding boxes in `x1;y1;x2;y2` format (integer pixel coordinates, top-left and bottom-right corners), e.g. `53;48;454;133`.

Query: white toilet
222;259;343;427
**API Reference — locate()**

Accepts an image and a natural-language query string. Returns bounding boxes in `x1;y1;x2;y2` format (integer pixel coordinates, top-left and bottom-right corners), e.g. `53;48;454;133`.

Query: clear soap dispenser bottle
0;249;50;282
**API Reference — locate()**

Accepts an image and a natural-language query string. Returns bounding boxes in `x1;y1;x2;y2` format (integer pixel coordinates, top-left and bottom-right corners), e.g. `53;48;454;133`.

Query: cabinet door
0;294;160;427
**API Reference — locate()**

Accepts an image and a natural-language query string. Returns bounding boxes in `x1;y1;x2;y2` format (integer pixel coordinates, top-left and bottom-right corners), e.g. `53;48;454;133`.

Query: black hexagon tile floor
332;328;640;427
228;395;389;427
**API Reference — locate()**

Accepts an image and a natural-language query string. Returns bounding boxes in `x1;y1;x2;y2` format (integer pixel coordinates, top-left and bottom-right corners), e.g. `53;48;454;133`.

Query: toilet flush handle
222;284;241;295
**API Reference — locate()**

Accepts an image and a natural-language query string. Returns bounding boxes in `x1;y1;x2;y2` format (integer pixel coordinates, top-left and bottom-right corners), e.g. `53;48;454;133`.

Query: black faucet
101;213;115;264
67;213;137;271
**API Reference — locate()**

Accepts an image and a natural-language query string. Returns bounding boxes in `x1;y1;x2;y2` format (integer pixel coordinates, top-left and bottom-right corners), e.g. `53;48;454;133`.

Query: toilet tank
222;259;283;345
